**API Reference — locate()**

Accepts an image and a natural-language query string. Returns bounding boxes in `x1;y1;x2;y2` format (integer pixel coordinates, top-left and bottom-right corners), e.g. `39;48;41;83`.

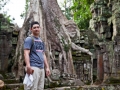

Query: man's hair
30;21;40;28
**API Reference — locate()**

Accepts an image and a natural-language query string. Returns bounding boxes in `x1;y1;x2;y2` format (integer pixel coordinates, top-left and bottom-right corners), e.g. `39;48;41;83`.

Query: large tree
12;0;92;80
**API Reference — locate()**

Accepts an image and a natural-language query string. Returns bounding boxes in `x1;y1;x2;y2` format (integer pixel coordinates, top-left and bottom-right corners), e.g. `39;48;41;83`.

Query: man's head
30;21;40;36
30;21;40;29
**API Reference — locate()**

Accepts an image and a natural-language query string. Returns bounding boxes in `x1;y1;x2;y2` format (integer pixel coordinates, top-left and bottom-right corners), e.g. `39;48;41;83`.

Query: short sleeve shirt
24;36;45;68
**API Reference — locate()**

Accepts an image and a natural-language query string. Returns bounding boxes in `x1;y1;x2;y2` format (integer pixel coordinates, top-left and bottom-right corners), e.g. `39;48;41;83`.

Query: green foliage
20;0;30;19
60;0;73;20
0;0;14;24
3;14;14;23
0;0;9;10
0;14;14;32
64;43;71;52
61;36;71;52
64;8;72;20
71;0;94;29
104;77;120;84
59;0;94;29
20;11;25;19
5;15;12;23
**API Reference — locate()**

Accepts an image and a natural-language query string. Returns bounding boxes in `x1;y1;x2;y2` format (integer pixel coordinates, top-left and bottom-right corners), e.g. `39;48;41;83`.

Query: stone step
45;85;120;90
3;83;23;90
45;86;81;90
4;79;20;84
2;84;120;90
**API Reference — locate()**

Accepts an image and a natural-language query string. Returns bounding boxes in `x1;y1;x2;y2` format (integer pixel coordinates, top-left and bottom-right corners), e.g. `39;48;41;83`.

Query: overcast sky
0;0;25;27
0;0;63;27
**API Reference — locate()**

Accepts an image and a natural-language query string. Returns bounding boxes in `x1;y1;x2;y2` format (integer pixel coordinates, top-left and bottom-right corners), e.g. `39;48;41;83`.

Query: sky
0;0;25;27
0;0;64;27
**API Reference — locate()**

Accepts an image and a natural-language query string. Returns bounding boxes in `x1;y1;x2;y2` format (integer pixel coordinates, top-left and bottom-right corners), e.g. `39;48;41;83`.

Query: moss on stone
4;79;19;84
0;71;7;79
48;81;60;88
105;77;120;84
18;85;24;90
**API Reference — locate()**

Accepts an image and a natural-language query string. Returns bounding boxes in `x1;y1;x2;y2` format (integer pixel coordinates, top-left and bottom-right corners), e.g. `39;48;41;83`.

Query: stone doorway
74;60;92;84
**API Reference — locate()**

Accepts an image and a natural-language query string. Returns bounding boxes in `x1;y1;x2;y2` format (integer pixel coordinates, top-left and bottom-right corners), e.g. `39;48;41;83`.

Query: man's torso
24;36;45;68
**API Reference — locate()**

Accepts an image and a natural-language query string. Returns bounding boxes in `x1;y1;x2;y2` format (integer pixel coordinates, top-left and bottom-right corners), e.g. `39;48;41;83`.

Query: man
24;21;50;90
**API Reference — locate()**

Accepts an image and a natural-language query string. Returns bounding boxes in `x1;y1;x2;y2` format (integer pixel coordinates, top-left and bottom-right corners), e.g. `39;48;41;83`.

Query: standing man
24;21;50;90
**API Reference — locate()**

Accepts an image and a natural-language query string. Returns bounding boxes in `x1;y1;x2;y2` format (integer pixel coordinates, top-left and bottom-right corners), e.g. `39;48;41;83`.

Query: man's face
31;24;40;36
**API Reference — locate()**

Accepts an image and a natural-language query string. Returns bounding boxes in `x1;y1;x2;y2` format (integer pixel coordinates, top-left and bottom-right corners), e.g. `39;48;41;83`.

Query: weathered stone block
50;69;60;81
100;24;109;34
95;0;104;5
112;3;120;12
101;7;112;17
89;19;98;31
12;38;17;44
105;32;112;39
90;3;98;13
98;16;107;22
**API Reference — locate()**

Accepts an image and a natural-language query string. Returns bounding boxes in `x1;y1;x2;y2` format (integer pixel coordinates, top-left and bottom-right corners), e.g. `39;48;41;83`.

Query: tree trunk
12;0;92;80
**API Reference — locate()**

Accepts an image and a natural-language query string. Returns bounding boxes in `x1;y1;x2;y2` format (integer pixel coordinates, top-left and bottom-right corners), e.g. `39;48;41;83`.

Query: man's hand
45;68;50;76
26;66;34;75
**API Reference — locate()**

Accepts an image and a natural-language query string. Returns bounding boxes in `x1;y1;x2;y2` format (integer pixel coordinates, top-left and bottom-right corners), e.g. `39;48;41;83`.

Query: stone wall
0;13;19;72
89;0;120;84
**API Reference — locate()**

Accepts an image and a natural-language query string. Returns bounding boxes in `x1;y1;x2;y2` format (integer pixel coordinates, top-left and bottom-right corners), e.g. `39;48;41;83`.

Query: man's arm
44;54;50;76
24;49;33;74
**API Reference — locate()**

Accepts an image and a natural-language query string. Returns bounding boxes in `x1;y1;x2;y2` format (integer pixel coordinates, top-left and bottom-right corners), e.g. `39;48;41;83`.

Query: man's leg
30;67;40;90
38;69;45;90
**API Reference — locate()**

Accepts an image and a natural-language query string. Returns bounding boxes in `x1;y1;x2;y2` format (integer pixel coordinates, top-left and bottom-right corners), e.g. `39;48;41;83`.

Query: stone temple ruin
89;0;120;84
0;13;20;86
1;0;120;89
0;14;19;72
